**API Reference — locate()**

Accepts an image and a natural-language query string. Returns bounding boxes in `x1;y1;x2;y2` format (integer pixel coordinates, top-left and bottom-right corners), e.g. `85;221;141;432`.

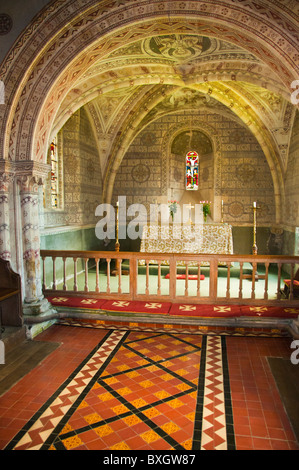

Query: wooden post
111;200;128;276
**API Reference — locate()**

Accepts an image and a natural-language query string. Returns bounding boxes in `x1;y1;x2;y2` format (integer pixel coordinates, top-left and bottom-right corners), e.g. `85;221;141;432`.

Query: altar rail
40;250;299;307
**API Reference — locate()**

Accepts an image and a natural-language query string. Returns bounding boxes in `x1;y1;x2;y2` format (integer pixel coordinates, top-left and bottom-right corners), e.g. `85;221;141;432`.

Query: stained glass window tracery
186;150;199;190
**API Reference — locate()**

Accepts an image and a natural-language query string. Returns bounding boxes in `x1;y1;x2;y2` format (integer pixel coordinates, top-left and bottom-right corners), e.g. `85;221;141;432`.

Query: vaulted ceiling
1;0;298;224
52;32;296;181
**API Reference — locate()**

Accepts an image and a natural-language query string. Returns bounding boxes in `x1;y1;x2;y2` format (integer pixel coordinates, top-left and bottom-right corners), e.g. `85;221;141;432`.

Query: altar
139;223;233;266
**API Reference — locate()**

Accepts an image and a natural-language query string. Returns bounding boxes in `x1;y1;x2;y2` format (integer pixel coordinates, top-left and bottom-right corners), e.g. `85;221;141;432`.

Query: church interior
0;0;299;451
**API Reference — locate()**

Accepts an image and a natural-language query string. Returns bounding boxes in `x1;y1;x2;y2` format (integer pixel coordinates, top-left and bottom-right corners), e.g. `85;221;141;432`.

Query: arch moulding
1;0;298;163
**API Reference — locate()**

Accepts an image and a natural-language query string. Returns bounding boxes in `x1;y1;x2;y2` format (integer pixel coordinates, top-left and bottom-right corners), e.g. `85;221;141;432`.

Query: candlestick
111;199;129;276
252;202;257;255
115;202;119;243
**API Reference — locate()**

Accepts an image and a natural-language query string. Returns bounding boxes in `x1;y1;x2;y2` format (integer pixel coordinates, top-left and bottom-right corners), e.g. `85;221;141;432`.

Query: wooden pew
0;258;23;332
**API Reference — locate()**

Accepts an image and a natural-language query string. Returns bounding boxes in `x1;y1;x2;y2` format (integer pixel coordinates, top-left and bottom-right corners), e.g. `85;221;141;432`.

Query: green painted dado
40;226;102;287
232;226;272;255
40;224;279;258
40;226;101;252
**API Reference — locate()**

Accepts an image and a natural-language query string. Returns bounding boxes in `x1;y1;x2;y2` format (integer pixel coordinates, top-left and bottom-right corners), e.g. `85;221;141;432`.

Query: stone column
0;172;13;261
17;174;55;319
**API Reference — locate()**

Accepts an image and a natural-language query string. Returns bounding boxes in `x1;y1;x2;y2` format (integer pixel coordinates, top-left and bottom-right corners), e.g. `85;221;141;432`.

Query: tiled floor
0;325;298;451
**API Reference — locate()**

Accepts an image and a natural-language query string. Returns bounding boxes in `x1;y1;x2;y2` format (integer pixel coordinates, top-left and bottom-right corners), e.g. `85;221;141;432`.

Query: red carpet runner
46;296;299;319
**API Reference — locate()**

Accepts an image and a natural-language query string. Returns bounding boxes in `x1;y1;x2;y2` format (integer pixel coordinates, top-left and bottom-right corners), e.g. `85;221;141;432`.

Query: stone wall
43;108;102;229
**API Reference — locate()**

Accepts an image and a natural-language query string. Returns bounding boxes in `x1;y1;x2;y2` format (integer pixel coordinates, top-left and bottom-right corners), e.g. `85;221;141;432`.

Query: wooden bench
0;259;23;333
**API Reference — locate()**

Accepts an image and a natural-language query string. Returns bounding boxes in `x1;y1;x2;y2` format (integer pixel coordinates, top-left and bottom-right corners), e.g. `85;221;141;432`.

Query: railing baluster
145;260;149;296
118;259;122;294
185;262;189;296
52;257;56;290
157;261;161;296
226;263;231;299
239;262;243;299
251;262;257;299
169;257;177;299
63;257;67;291
197;263;201;297
73;257;78;292
106;259;111;294
209;259;218;300
84;258;89;292
130;258;137;299
95;258;100;293
264;262;269;300
277;263;282;299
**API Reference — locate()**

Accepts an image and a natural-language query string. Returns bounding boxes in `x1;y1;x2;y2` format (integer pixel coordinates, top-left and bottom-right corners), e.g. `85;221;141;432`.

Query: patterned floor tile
1;326;298;451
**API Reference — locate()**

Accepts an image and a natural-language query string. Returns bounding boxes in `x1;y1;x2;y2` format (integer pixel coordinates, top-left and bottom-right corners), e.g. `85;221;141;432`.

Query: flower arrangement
200;201;211;222
168;200;178;220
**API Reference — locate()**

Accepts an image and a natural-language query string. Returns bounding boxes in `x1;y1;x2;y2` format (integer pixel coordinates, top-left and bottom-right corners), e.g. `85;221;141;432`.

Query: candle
253;201;256;208
116;201;119;207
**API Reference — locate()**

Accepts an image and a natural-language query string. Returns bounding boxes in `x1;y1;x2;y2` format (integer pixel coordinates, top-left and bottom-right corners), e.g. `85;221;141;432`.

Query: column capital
14;161;51;191
0;161;15;191
0;160;51;190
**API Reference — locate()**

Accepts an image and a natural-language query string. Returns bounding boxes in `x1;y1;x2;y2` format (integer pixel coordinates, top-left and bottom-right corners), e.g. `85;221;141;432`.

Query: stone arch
161;118;221;190
0;0;295;314
0;0;297;228
1;0;297;162
160;117;223;220
101;81;284;223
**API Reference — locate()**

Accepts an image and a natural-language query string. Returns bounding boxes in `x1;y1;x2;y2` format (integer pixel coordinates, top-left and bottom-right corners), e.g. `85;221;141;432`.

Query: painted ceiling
53;32;296;178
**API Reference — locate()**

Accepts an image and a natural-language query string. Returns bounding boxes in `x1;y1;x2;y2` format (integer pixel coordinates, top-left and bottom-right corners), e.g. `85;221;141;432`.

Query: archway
0;0;298;316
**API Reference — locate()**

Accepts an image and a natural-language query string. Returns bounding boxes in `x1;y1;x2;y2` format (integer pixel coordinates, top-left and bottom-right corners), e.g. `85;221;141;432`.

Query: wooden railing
40;250;299;307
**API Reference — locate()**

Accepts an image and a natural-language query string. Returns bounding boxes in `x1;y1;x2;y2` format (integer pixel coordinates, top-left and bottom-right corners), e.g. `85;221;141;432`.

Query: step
1;326;27;354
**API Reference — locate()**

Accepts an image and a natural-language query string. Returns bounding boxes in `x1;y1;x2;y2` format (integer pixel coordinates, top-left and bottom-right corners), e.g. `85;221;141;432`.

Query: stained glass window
186;150;199;190
50;137;59;208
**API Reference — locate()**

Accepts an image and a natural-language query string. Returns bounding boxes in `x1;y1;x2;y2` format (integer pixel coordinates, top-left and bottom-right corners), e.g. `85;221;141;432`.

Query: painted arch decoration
0;0;298;225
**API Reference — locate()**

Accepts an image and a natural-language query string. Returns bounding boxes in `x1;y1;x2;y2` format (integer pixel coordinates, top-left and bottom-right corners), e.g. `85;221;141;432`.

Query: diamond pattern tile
1;326;298;451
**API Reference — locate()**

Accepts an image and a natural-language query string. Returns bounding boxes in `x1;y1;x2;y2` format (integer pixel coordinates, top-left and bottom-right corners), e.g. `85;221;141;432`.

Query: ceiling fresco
0;0;297;222
51;32;296;188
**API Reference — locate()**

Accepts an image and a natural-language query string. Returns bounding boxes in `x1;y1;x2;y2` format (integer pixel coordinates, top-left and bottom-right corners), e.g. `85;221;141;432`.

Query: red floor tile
0;326;298;451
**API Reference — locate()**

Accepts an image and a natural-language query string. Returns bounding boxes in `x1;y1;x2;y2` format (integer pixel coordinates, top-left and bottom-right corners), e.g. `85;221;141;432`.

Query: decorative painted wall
43;108;102;229
0;0;298;319
113;109;275;228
